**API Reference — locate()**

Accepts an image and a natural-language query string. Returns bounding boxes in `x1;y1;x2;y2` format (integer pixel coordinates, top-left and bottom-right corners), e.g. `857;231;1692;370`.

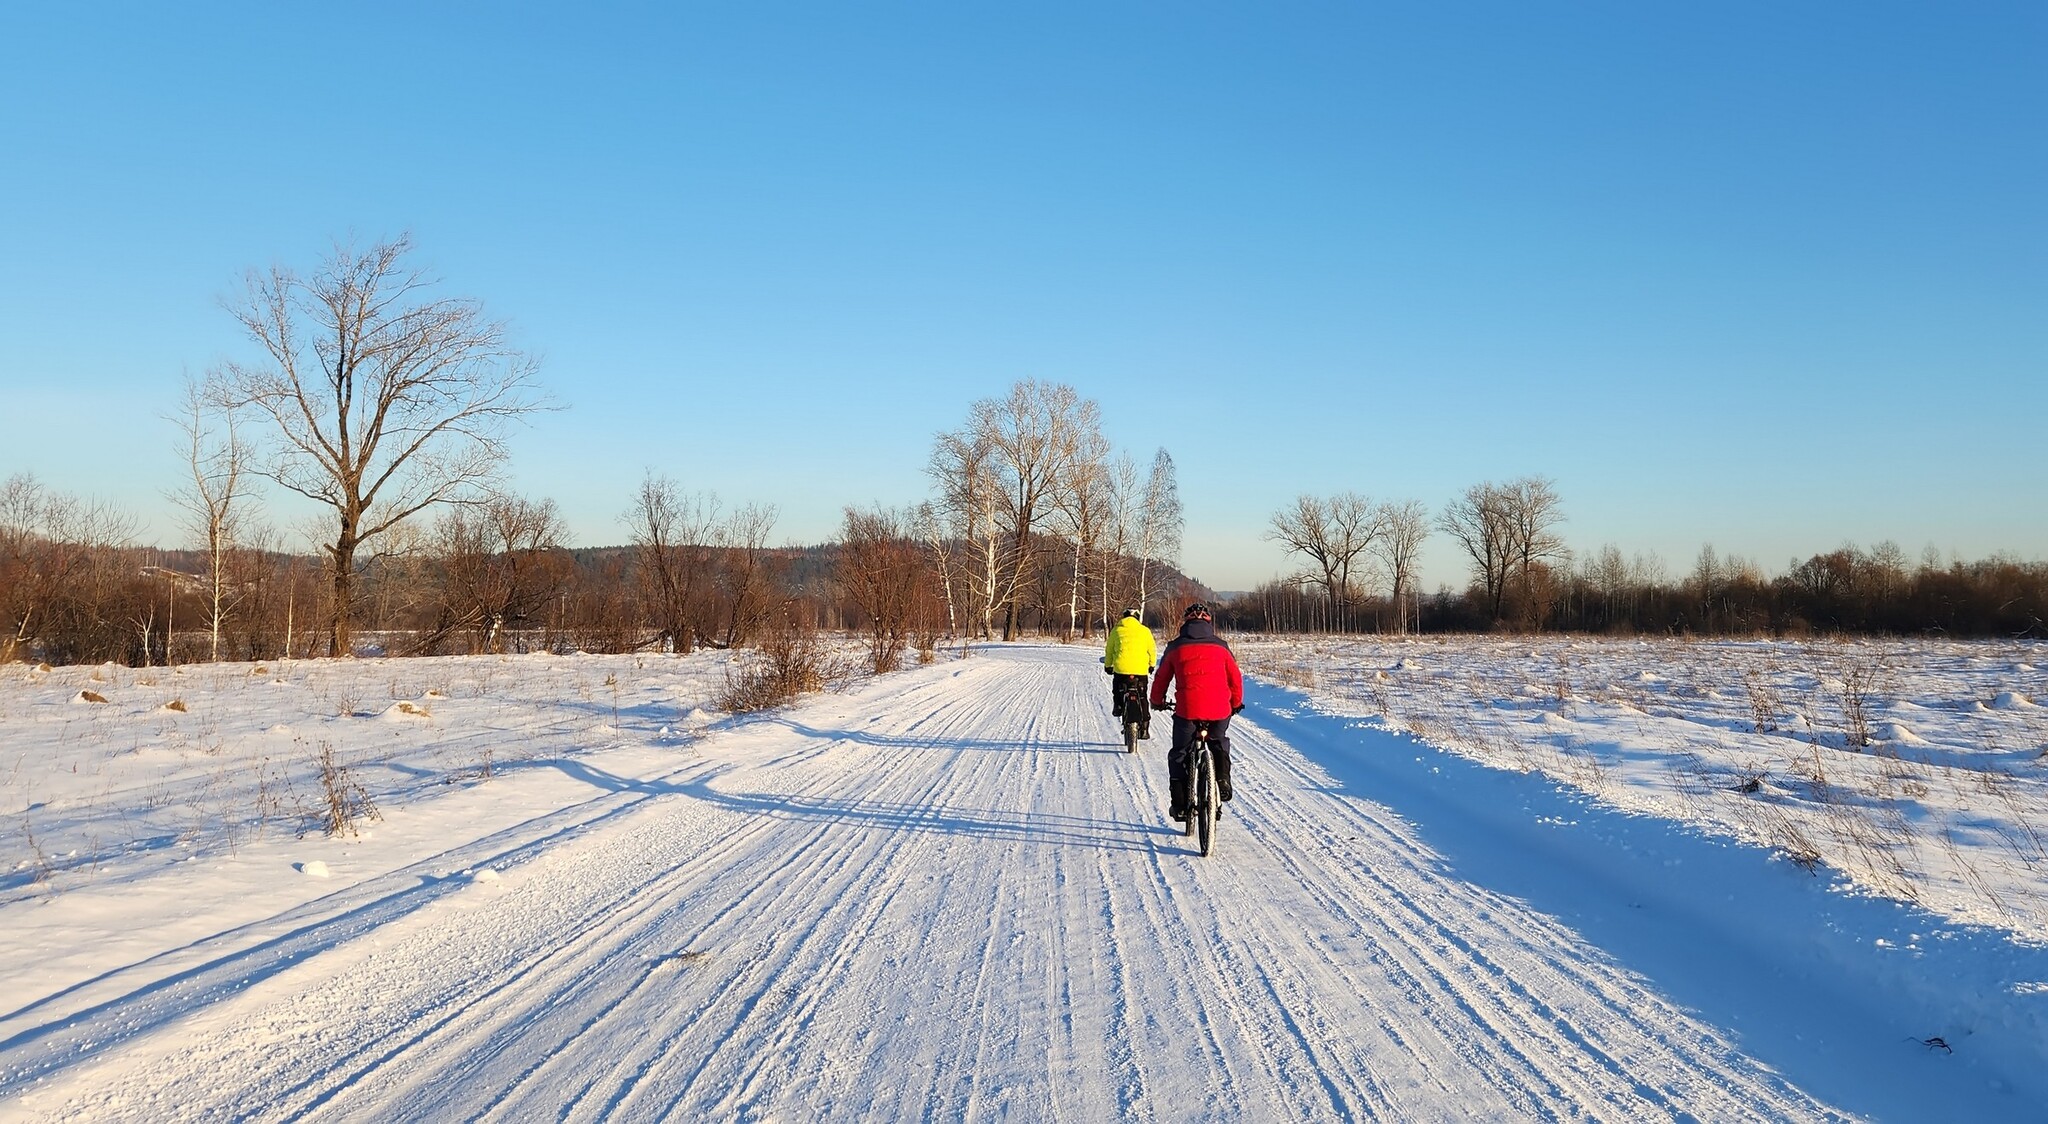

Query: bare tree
932;380;1102;639
717;503;779;649
926;427;1003;638
1100;452;1141;619
911;501;960;639
838;505;929;674
169;377;255;662
1266;492;1383;630
1438;476;1567;628
427;493;569;653
627;472;721;654
1504;476;1567;603
1438;481;1515;624
1050;423;1112;638
0;475;56;663
214;234;545;656
1372;500;1429;635
1499;476;1568;628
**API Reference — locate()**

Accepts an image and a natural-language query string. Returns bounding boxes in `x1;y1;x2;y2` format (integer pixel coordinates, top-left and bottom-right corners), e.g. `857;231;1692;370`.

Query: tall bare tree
1050;423;1112;638
1438;476;1566;627
1438;481;1516;623
214;234;545;656
1372;499;1429;634
932;380;1102;639
927;427;1003;638
1267;492;1383;629
1100;452;1141;618
1502;476;1568;628
169;377;255;661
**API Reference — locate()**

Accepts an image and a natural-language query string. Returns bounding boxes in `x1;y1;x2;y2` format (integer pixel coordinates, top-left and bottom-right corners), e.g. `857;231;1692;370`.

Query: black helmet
1183;602;1211;621
1121;607;1141;620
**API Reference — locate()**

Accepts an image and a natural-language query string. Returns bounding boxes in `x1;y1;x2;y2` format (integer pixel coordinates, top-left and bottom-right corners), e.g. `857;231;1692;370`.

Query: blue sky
1;3;2041;593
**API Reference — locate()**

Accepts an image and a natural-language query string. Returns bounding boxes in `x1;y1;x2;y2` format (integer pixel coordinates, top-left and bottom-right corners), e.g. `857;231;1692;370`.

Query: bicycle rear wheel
1123;718;1139;753
1195;746;1216;856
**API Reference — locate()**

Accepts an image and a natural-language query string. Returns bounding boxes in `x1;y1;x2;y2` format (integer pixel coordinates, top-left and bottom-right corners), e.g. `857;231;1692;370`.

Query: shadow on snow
1245;679;2048;1124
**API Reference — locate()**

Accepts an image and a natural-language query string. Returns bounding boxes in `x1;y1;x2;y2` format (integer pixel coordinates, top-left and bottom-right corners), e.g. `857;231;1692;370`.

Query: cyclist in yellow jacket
1102;608;1157;739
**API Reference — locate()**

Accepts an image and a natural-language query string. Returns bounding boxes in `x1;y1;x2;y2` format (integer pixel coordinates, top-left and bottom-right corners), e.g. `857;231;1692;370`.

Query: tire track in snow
1220;713;1848;1121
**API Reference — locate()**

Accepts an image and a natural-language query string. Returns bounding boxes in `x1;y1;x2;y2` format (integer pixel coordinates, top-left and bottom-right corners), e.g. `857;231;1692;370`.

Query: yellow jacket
1102;616;1157;675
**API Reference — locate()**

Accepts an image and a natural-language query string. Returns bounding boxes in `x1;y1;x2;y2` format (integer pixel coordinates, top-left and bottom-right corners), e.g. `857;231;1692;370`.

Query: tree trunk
328;526;359;657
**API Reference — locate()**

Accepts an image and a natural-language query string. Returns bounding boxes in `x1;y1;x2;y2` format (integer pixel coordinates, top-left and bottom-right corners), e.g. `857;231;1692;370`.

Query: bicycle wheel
1123;718;1139;753
1195;745;1216;856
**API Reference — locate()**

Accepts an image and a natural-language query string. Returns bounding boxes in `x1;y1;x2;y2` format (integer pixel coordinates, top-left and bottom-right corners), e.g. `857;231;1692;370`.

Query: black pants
1167;714;1232;809
1110;673;1149;722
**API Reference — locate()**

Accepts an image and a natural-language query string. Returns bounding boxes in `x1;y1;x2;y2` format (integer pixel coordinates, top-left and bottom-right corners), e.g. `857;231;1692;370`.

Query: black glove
1104;666;1115;675
1232;704;1244;715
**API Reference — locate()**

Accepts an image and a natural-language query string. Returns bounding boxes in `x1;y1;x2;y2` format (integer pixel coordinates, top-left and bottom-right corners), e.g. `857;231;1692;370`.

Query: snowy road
0;645;1889;1120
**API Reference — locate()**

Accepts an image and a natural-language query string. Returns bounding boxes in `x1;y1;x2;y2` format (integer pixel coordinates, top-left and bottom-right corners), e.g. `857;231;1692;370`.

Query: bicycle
1186;718;1221;856
1163;699;1221;857
1116;676;1149;754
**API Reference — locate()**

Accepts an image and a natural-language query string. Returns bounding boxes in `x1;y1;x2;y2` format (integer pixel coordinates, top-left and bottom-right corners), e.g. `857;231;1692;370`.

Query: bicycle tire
1123;718;1139;753
1195;744;1216;856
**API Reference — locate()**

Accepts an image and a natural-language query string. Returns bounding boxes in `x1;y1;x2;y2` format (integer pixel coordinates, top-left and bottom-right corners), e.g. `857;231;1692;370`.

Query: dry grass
317;742;380;837
721;617;829;713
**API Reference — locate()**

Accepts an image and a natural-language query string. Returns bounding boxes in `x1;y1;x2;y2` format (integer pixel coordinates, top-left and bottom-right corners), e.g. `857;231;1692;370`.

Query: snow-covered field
1239;634;2048;940
2;637;2045;1121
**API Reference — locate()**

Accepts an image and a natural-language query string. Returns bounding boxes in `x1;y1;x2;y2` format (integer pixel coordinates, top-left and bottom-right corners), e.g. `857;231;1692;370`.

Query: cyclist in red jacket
1149;602;1244;822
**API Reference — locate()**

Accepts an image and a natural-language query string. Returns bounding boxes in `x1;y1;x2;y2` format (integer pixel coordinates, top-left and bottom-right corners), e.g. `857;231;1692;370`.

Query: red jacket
1150;620;1243;720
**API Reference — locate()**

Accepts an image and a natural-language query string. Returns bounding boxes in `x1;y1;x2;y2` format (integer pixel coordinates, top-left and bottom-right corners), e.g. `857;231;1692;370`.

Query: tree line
2;235;1193;668
5;236;2041;667
1242;478;2046;639
0;466;1208;670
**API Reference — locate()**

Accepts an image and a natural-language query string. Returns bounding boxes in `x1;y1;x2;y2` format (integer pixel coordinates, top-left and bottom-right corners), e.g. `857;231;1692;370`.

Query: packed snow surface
3;639;2047;1121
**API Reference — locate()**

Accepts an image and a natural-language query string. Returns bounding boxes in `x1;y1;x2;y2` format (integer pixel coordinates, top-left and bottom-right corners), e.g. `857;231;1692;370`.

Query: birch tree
911;501;960;639
932;381;1101;640
170;376;254;661
1136;448;1182;616
214;234;545;656
927;427;1003;638
1050;423;1111;638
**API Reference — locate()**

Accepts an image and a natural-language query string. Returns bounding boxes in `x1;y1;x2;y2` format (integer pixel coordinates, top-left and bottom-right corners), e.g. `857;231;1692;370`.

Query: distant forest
1227;540;2048;640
